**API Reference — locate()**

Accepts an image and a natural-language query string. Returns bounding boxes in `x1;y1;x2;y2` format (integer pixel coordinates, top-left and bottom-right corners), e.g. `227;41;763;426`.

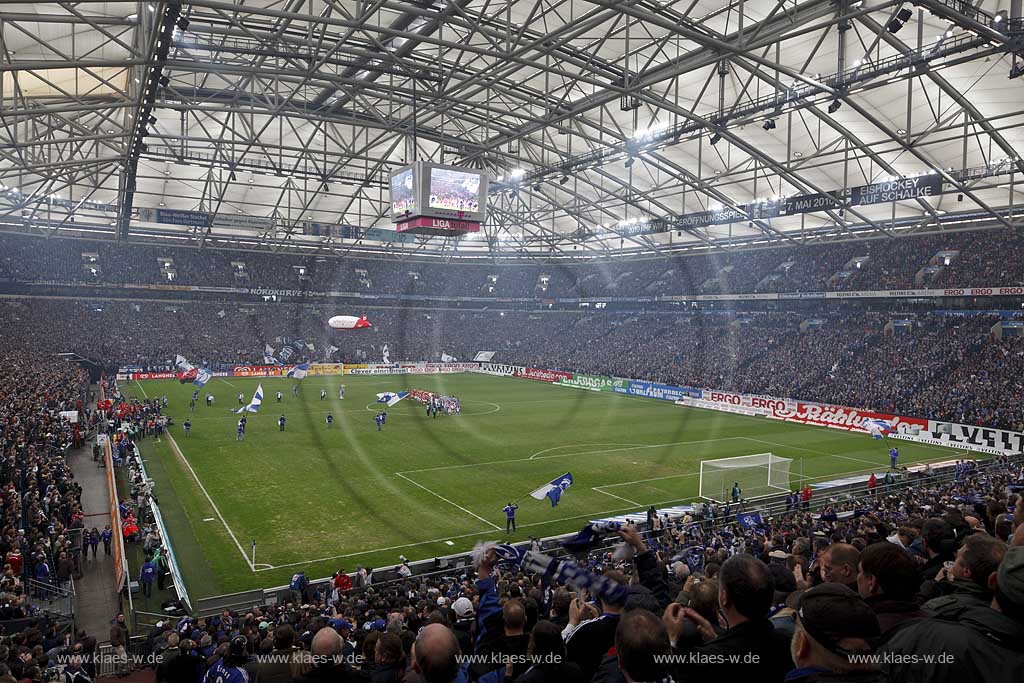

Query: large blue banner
615;380;701;401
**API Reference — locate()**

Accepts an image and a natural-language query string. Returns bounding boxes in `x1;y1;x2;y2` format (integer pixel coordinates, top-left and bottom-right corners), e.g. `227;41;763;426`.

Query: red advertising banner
769;402;928;434
515;367;573;383
231;365;287;377
130;372;177;380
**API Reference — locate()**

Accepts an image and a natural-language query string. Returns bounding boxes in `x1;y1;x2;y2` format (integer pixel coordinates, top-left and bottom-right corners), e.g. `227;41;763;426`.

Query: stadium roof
0;0;1022;259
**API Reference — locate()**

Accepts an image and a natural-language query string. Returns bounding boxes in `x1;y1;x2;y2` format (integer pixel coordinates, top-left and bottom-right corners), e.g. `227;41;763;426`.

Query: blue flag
736;511;764;530
234;384;264;413
286;363;310;379
529;472;574;507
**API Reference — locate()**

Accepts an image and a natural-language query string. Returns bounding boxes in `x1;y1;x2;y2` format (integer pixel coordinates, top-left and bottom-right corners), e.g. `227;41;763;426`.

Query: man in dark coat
882;545;1024;683
664;554;793;682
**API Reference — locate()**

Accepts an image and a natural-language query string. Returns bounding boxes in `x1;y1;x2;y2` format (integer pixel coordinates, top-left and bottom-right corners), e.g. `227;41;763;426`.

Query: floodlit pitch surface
129;374;966;596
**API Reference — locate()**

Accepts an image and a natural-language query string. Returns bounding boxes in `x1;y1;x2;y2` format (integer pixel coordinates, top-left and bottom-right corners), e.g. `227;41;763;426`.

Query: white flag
382;344;390;364
441;353;456;362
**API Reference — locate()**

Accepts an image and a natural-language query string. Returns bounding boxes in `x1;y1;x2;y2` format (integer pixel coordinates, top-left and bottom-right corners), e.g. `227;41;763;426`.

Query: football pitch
129;373;966;597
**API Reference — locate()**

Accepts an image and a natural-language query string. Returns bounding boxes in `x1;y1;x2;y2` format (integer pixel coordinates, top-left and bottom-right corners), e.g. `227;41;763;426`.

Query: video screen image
429;168;481;213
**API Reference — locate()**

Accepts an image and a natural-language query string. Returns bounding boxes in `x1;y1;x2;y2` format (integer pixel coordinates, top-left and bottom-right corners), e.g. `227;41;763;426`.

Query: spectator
787;584;884;683
882;546;1024;683
856;543;930;640
820;544;860;591
665;554;793;680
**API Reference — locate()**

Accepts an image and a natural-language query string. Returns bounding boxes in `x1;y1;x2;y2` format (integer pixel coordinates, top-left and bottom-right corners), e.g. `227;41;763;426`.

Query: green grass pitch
127;373;966;597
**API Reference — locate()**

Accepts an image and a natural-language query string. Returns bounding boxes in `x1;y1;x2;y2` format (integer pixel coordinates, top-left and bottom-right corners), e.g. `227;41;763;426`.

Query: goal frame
698;452;792;503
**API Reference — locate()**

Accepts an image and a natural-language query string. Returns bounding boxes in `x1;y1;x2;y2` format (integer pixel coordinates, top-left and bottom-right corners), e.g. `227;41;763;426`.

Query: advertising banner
921;421;1023;455
557;373;629;392
475;363;524;377
770;402;928;435
308;363;345;376
130;372;177;380
700;390;794;413
231;365;287;377
516;367;573;383
618;381;701;401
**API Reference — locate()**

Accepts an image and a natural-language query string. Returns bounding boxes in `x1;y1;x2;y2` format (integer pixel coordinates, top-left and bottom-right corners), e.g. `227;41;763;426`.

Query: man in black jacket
923;533;1006;616
663;554;793;682
562;571;628;682
882;545;1024;683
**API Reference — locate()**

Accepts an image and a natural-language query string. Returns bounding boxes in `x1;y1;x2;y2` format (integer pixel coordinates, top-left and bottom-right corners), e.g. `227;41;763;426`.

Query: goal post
699;452;793;503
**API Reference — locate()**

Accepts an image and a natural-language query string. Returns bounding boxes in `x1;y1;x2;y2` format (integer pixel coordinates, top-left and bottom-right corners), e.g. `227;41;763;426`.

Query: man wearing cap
788;583;886;683
882;545;1024;682
451;597;475;655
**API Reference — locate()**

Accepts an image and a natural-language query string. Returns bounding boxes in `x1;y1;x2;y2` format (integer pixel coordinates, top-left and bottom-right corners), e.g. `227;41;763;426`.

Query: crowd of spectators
2;300;1020;431
0;350;103;680
109;456;1024;683
1;229;1021;298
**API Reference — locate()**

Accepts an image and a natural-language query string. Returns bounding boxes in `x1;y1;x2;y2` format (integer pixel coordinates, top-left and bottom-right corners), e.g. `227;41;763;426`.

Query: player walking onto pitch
320;388;327;401
278;414;286;432
183;419;191;437
236;419;245;441
339;385;345;400
292;383;299;397
276;390;283;402
237;392;244;405
206;393;213;406
326;413;334;428
889;446;899;469
503;502;518;533
374;413;384;431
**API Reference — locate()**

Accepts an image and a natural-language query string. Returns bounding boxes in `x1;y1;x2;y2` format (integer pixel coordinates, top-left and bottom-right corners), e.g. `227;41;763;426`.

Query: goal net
699;453;793;503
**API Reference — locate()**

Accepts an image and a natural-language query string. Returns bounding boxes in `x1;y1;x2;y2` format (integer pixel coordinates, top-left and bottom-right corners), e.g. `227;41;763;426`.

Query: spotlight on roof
176;17;190;31
762;119;776;131
827;99;842;114
886;7;913;34
158;75;170;87
531;183;542;191
624;157;635;168
709;133;722;146
558;175;569;185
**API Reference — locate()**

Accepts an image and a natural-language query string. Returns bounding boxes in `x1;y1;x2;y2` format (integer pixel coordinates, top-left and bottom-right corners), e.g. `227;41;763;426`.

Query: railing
95;635;150;677
129;444;193;612
26;578;75;621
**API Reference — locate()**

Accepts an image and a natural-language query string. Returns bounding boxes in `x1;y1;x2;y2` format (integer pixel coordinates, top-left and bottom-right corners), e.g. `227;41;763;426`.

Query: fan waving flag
234;384;264;413
286;363;310;380
863;418;893;440
737;511;764;530
530;472;574;507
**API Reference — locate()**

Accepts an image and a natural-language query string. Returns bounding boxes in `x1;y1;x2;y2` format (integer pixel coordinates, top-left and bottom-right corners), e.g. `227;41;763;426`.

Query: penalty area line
165;432;256;572
394;472;502;531
591;487;641;506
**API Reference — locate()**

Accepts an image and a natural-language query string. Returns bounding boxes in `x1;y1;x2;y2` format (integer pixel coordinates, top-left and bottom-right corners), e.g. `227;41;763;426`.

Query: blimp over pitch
328;314;372;330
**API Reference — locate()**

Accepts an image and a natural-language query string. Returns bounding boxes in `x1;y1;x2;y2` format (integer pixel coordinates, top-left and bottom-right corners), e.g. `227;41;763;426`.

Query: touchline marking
218;378;238;387
596;471;700;489
592;487;641;506
165;432;255;571
394;472;502;530
135;380;149;398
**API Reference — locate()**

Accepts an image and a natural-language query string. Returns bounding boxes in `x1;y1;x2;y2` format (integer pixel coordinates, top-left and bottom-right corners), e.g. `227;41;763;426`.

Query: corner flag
529;472;574;507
